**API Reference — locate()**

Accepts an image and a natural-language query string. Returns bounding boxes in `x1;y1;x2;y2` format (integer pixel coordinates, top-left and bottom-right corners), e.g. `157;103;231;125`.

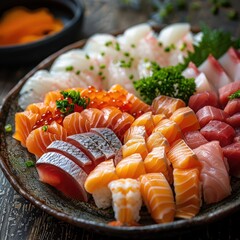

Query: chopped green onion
65;66;74;71
25;160;35;168
4;124;12;133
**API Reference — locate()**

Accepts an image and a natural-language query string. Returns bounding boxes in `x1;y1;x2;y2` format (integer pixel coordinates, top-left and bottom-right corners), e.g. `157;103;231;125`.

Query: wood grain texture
0;0;240;239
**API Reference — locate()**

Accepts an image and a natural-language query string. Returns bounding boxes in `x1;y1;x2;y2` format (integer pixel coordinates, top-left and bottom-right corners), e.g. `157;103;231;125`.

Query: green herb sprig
229;90;240;100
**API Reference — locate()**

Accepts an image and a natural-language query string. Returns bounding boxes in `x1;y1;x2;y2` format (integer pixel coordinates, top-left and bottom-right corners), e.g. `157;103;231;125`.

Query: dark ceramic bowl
0;0;84;65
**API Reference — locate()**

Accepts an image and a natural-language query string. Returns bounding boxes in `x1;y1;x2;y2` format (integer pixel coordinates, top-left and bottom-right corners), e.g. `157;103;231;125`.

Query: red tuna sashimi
200;120;235;147
196;106;229;127
183;131;208;149
223;142;240;177
182;62;200;78
226;112;240;128
234;127;240;142
67;134;106;165
218;81;240;107
224;98;240;116
46;140;93;174
36;152;88;201
90;128;122;152
188;91;219;113
193;141;231;204
219;47;240;82
199;54;232;90
82;132;116;159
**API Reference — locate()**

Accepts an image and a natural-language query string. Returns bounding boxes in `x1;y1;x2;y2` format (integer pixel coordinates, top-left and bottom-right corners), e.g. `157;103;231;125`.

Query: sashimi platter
0;23;240;237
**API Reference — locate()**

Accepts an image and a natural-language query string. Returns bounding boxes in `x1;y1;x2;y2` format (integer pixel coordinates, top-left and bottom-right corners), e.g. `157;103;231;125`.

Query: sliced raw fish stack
200;120;235;147
36;152;89;201
219;47;240;81
183;131;208;149
223;142;240;177
188;91;219;113
182;62;200;79
218;81;240;107
224;98;240;127
46;140;93;174
199;54;232;90
196;106;229;127
195;72;216;93
194;141;231;204
146;132;170;153
123;125;147;144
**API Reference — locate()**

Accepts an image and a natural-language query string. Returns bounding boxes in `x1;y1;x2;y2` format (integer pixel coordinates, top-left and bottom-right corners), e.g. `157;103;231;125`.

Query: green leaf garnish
4;124;12;133
229;90;240;100
25;160;35;168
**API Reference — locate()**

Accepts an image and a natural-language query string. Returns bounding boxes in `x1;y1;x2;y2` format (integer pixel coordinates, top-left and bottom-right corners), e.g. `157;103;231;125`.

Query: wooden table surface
0;0;240;239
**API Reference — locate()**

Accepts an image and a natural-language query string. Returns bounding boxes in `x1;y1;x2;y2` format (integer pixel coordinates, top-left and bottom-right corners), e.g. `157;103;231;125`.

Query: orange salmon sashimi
62;112;90;136
123;125;147;144
131;112;155;135
151;95;186;118
84;159;118;209
109;84;151;117
152;114;167;126
167;139;202;169
144;146;171;183
122;136;148;159
170;107;200;133
115;153;146;179
152;119;182;145
13;111;40;147
139;173;175;224
81;108;106;128
26;121;67;158
173;168;201;219
146;132;170;152
101;106;123;128
108;178;142;226
44;90;62;105
26;102;53;115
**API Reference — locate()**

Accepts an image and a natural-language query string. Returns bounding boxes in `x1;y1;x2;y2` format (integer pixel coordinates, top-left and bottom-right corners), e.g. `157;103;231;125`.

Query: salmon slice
152;114;166;126
44;90;62;105
170;107;200;133
36;152;88;202
123;125;147;144
101;106;123;128
108;178;142;225
139;173;175;223
112;112;135;141
152;119;182;145
144;146;171;183
122;136;148;159
167;139;201;169
26;102;52;115
82;132;116;159
62;112;90;135
90;128;122;152
13;111;39;147
81;108;106;128
115;153;146;179
173;168;201;219
146;132;170;152
84;159;118;209
25;121;67;158
67;133;106;166
131;112;155;135
151;95;186;118
46;140;93;174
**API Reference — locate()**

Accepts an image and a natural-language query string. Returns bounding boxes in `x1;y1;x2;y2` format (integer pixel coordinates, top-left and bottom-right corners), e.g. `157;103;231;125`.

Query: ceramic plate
0;32;240;239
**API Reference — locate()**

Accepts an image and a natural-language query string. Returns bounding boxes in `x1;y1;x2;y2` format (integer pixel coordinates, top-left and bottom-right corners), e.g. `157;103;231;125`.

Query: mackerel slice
82;132;115;159
47;140;94;174
90;128;122;152
67;134;106;165
36;152;88;202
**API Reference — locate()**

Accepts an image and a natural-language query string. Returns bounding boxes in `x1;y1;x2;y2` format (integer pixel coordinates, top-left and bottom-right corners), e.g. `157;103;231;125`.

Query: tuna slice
46;140;93;174
188;91;219;113
223;142;240;177
226;112;240;128
67;134;106;166
183;130;208;149
200;120;235;147
199;54;232;90
193;141;231;204
196;106;229;128
224;98;240;116
36;152;88;201
218;81;240;107
90;127;122;152
219;47;240;82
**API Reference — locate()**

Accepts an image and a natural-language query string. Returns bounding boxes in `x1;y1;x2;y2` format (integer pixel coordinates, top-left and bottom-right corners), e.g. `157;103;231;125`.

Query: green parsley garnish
4;124;12;133
229;90;240;100
56;90;90;115
65;66;74;71
25;160;35;168
42;125;48;132
134;63;196;104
